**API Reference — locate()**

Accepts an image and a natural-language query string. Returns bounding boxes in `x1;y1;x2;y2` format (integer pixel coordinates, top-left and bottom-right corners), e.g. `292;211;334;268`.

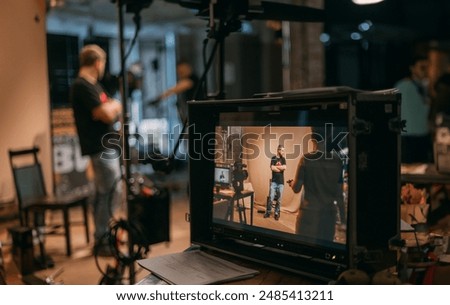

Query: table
214;189;254;225
401;164;450;215
401;163;450;185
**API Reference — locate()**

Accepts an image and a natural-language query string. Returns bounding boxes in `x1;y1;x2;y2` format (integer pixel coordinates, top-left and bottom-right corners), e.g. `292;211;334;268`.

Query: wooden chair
8;146;90;256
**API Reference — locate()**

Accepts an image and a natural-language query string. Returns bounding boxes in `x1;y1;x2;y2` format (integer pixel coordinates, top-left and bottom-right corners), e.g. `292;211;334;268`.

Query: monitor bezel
188;93;355;279
188;88;401;281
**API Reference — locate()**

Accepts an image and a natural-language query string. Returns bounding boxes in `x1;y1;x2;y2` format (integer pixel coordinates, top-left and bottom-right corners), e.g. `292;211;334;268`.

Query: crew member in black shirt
150;60;203;124
288;127;344;242
70;44;122;256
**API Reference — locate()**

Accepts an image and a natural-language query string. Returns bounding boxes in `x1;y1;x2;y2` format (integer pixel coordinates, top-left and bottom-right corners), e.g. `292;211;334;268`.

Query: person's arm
270;157;279;172
276;163;286;171
271;165;285;172
271;165;281;172
160;78;194;100
92;98;122;124
148;78;194;106
271;158;286;172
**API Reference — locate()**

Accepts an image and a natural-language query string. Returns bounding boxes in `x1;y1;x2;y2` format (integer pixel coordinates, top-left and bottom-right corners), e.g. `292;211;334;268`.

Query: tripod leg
237;198;243;223
240;198;247;224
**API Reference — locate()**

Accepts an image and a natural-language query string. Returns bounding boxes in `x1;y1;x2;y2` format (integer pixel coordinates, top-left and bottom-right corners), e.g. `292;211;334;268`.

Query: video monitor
188;88;400;281
214;164;231;187
212;124;348;248
208;107;349;253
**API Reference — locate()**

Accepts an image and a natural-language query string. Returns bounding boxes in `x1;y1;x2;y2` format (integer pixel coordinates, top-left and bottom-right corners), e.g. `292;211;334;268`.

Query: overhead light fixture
352;0;384;5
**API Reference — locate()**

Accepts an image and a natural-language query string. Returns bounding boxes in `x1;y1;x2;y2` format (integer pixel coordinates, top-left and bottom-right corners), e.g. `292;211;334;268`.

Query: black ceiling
170;0;450;41
49;0;450;43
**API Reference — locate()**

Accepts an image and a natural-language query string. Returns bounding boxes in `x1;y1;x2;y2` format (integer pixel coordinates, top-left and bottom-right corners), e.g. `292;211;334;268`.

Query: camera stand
108;0;173;286
106;0;151;285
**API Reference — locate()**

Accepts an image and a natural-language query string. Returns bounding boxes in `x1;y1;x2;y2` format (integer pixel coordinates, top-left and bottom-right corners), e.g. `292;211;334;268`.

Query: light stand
103;0;326;285
195;1;243;100
118;1;136;284
163;3;241;164
114;0;152;285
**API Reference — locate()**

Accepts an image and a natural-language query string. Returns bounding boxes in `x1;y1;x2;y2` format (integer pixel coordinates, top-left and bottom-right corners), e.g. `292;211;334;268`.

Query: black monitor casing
187;87;401;281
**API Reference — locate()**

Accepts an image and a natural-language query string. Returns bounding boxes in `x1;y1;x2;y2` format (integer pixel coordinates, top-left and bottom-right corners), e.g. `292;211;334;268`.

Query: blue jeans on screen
267;182;284;215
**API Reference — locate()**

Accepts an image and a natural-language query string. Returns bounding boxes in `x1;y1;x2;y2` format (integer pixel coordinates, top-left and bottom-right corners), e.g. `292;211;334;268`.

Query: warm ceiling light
352;0;384;4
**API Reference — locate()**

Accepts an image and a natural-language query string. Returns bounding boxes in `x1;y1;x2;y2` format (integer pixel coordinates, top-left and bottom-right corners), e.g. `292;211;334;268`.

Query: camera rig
107;0;325;284
231;161;248;193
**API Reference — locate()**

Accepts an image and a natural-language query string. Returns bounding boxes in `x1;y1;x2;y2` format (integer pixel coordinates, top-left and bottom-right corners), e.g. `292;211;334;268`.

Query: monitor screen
211;111;349;254
188;88;400;280
214;165;231;186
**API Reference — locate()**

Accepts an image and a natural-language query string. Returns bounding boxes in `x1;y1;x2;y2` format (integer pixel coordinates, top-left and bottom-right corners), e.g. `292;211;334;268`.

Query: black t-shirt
70;77;116;156
176;74;204;123
270;156;286;184
296;152;343;211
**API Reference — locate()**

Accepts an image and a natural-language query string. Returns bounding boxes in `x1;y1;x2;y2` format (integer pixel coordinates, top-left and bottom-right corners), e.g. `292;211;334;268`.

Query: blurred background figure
149;60;204;125
395;55;433;164
70;44;123;256
431;73;450;125
428;73;450;227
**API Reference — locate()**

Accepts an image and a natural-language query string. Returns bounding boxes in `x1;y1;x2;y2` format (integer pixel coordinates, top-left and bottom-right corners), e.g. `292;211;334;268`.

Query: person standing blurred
150;60;203;125
395;55;432;163
70;44;123;256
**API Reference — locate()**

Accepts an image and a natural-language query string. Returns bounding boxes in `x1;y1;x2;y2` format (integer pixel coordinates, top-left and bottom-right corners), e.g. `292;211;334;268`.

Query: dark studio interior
1;0;450;287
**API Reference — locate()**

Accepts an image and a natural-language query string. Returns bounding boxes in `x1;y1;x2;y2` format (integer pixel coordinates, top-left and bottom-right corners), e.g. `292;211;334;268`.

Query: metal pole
217;19;226;99
116;0;136;285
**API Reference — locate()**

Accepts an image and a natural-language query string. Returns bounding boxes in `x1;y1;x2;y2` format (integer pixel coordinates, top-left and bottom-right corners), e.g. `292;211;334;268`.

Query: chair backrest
9;147;47;223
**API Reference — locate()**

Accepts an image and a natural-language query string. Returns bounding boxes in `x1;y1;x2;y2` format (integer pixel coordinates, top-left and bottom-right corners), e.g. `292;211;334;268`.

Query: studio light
352;0;384;5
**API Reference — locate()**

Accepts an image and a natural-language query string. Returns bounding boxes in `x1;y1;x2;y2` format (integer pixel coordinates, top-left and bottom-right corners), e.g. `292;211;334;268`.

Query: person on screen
219;170;226;183
264;145;286;220
288;127;344;242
